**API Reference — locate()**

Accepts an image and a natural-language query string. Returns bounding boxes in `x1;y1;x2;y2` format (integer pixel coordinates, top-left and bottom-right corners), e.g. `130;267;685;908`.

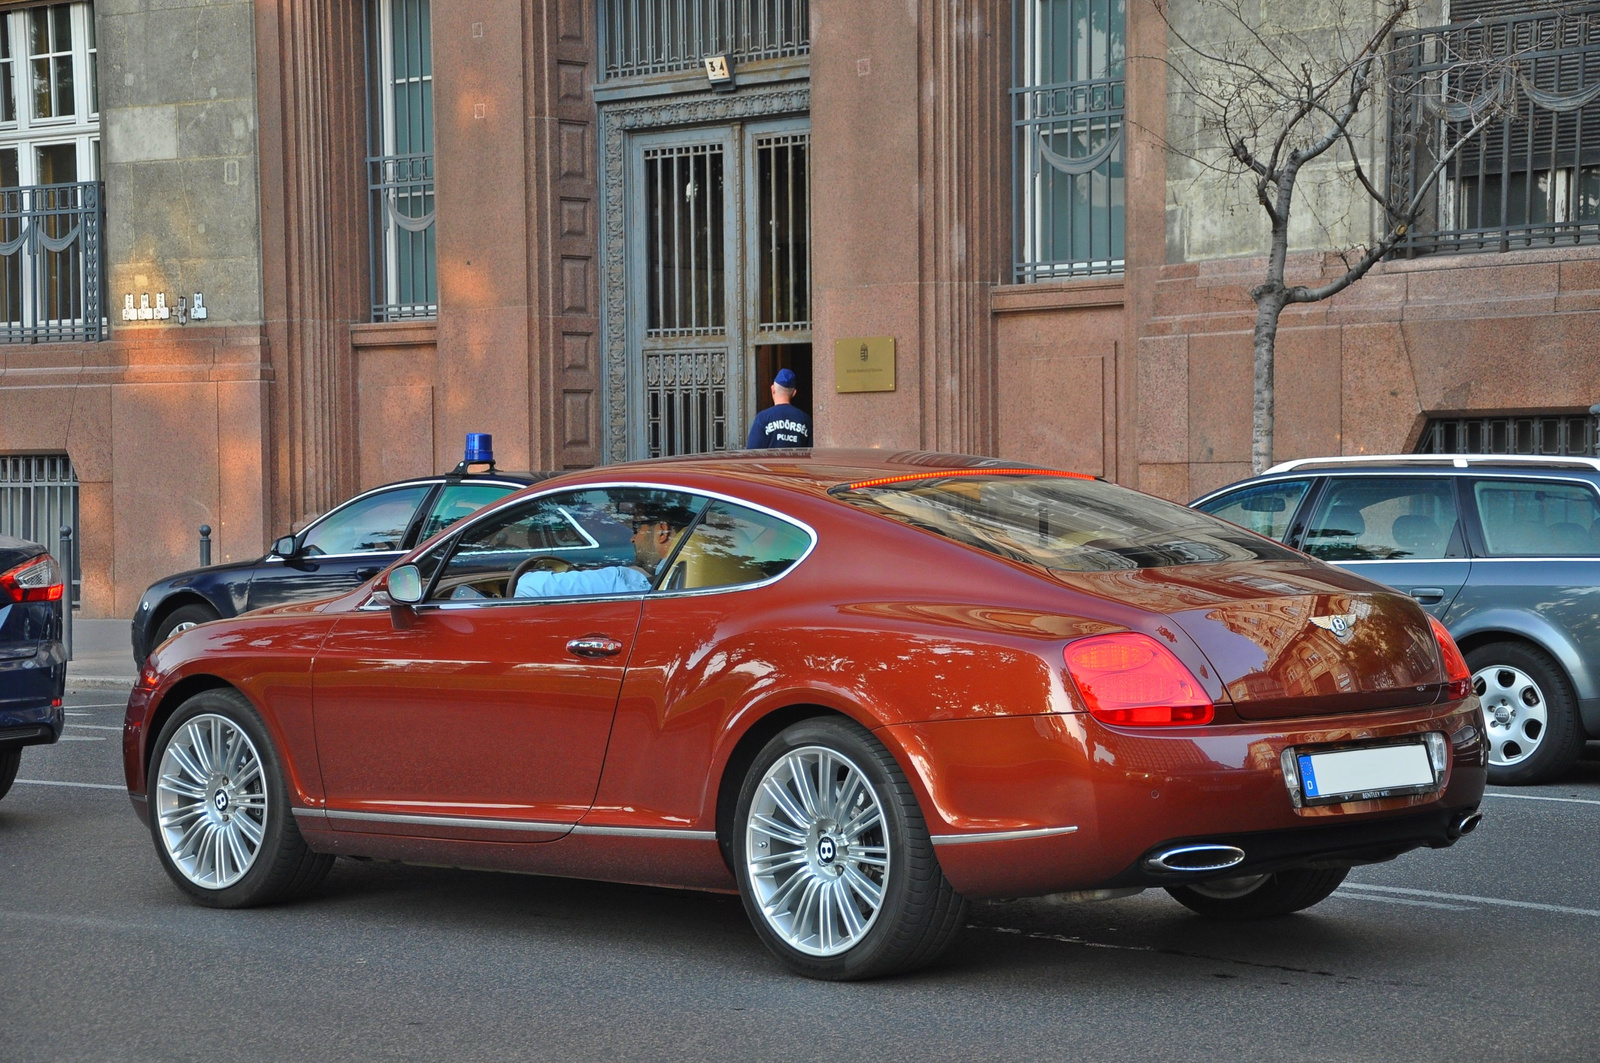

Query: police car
131;436;549;663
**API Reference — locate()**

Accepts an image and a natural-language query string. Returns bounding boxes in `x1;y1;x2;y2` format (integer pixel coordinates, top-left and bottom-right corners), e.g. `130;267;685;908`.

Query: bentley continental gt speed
123;451;1487;980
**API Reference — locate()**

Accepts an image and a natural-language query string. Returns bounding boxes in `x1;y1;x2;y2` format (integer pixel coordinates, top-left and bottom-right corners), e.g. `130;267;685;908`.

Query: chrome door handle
1410;587;1445;603
566;636;624;658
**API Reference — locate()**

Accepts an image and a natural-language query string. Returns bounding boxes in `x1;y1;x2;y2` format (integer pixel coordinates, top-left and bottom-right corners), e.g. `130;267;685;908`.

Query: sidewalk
66;617;137;690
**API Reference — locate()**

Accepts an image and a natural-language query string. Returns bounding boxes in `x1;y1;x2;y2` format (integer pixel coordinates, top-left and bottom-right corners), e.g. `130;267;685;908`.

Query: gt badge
1310;614;1358;640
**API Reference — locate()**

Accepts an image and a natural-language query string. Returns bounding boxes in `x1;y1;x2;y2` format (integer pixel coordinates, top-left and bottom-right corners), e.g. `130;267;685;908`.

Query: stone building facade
2;0;1597;616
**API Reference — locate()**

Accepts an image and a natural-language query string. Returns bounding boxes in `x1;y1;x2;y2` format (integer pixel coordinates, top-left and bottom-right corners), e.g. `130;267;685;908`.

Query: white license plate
1297;743;1437;805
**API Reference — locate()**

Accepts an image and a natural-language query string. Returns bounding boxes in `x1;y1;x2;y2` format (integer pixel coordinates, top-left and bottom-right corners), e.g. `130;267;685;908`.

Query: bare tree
1155;0;1522;473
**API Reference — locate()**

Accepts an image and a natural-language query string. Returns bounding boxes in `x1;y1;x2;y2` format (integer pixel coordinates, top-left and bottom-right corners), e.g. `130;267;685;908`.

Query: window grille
645;142;725;337
1390;4;1600;256
0;453;79;606
645;349;729;457
601;0;810;81
0;3;102;343
367;0;435;321
1012;0;1126;282
755;131;808;333
1415;413;1598;456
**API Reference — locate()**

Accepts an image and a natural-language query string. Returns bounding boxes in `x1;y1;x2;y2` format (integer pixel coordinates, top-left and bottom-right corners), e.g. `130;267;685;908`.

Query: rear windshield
832;473;1300;572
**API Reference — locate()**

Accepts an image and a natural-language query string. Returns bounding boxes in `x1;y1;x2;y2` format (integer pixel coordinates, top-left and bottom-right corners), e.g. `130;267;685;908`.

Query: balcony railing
1390;5;1600;256
368;152;436;321
601;0;810;81
0;180;105;343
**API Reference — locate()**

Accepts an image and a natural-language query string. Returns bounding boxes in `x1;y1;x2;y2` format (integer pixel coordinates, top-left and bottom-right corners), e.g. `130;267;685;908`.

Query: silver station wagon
1193;455;1600;785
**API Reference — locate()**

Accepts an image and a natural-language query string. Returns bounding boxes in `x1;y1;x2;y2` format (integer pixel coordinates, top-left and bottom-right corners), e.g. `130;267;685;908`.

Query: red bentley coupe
124;451;1486;979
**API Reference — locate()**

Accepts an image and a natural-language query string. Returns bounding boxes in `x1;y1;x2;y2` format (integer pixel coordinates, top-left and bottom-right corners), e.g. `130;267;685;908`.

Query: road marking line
65;711;92;716
62;703;128;710
1331;890;1473;911
13;778;124;791
1483;791;1600;808
66;723;121;731
56;735;104;742
1341;883;1600;917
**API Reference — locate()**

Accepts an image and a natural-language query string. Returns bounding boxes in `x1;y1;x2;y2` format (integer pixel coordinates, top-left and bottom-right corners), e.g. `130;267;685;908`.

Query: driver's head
627;498;693;566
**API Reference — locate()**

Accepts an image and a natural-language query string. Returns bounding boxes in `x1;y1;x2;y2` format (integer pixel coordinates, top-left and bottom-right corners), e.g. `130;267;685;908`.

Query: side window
1194;479;1311;542
660;500;811;592
429;487;703;601
299;485;430;557
417;483;517;542
1472;480;1600;557
1302;478;1461;561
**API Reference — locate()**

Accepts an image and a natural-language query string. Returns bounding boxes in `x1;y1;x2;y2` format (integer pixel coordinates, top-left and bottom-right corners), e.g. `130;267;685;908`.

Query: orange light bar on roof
843;468;1094;490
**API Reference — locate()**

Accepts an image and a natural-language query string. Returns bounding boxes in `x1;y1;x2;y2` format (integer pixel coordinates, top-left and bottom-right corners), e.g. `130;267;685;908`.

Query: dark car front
0;536;66;755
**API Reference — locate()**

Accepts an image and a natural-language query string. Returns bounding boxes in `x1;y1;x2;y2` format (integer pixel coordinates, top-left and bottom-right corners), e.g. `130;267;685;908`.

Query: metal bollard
199;524;212;567
58;524;72;662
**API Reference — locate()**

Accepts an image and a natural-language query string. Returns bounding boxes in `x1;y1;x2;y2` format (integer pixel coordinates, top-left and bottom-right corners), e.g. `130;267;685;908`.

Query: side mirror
388;564;423;604
272;534;299;558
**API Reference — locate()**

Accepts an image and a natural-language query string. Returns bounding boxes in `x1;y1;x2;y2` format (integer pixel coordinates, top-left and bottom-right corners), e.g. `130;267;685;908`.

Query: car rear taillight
1428;615;1472;701
1063;632;1215;726
0;554;63;603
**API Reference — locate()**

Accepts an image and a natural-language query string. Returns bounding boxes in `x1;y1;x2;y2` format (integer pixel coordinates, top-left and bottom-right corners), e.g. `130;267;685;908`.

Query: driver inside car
511;506;689;598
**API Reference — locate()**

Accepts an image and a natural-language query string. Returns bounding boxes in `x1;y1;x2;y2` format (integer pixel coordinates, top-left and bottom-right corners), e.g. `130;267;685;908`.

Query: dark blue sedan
0;535;66;800
132;460;548;663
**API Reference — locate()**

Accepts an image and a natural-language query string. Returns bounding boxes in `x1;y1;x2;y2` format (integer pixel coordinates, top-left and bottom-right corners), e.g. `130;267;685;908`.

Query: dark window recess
1414;413;1598;457
600;0;810;81
0;453;78;606
1390;4;1600;257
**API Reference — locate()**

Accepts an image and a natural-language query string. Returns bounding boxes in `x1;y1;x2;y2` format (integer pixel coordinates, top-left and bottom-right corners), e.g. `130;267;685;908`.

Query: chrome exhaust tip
1452;810;1483;838
1144;844;1247;874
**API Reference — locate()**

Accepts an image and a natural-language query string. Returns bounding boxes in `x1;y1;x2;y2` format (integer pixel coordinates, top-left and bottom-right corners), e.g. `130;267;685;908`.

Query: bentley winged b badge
1310;614;1359;640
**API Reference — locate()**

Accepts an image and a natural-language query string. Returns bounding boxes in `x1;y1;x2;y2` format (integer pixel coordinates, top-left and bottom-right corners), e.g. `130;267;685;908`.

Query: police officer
745;367;812;449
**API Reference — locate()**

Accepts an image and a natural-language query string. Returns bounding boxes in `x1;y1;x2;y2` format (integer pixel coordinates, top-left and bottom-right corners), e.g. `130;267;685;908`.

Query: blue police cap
774;368;797;389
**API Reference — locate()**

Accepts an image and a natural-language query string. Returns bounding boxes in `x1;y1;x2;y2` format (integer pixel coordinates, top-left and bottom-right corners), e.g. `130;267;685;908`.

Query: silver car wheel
169;621;200;636
745;745;890;958
1474;664;1549;767
155;713;268;890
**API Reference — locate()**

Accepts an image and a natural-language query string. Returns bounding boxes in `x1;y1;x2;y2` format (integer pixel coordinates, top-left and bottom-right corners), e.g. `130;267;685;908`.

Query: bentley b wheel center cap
817;836;837;864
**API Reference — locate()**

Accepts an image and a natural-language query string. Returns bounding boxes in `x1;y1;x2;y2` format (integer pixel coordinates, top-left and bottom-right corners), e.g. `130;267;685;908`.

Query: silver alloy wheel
155;713;269;889
1473;663;1548;766
745;745;890;957
1187;874;1269;900
169;621;200;636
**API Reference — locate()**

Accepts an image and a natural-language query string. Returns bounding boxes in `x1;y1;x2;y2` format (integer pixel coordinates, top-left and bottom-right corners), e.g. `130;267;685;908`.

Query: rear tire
147;687;332;907
1166;867;1349;919
0;747;20;800
1467;641;1584;786
733;717;967;980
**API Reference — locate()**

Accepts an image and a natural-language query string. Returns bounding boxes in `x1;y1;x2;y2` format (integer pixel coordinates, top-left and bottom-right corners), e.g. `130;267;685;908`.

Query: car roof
1263;454;1600;476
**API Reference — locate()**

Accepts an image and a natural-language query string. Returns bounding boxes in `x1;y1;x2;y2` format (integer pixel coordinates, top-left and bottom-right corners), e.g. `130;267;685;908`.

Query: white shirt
514;565;651;599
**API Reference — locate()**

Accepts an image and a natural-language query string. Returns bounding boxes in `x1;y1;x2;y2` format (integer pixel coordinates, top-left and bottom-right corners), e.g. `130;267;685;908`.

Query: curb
67;677;136;692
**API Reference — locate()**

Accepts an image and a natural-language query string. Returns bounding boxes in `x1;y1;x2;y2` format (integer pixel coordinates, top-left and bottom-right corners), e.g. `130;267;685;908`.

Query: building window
1391;4;1600;256
0;453;78;606
600;0;810;81
0;2;103;343
1013;0;1126;282
367;0;435;321
1415;413;1598;457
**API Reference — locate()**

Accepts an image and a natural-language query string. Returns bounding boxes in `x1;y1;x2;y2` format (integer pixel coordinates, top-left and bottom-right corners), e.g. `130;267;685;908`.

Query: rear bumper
882;696;1486;899
0;640;65;748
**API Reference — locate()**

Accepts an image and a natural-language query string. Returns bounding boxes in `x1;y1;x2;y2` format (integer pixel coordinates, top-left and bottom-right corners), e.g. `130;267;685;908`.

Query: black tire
1467;641;1585;786
147;687;332;907
151;603;220;655
1166;867;1349;919
732;717;967;980
0;747;20;800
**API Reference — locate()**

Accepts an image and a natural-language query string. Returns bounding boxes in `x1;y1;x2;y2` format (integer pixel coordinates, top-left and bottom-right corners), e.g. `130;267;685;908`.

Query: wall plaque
834;336;896;393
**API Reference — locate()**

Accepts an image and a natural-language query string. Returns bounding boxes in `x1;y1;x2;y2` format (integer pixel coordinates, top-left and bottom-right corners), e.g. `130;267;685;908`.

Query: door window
1472;479;1600;557
298;484;430;557
1302;478;1461;561
416;482;517;542
430;487;705;601
1194;479;1311;542
658;499;811;591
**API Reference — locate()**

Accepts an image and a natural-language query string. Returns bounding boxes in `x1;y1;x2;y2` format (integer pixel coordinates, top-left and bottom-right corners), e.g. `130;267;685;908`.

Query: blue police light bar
464;433;494;465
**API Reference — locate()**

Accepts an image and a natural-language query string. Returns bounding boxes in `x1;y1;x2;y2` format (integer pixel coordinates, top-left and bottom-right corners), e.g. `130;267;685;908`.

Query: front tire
1166;867;1349;919
151;603;220;656
148;688;332;907
733;717;967;980
1467;641;1584;786
0;747;20;800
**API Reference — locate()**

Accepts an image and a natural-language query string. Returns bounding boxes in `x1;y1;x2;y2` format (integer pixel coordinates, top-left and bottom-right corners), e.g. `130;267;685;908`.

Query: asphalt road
4;686;1599;1063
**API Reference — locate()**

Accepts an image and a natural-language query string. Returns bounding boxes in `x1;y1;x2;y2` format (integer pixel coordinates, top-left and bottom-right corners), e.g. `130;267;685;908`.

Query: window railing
367;152;435;321
1012;0;1127;282
0;180;103;343
1390;4;1600;256
600;0;810;81
1416;413;1598;457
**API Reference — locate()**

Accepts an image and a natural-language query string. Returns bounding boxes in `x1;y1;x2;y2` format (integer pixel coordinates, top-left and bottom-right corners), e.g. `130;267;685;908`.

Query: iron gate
0;453;78;605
